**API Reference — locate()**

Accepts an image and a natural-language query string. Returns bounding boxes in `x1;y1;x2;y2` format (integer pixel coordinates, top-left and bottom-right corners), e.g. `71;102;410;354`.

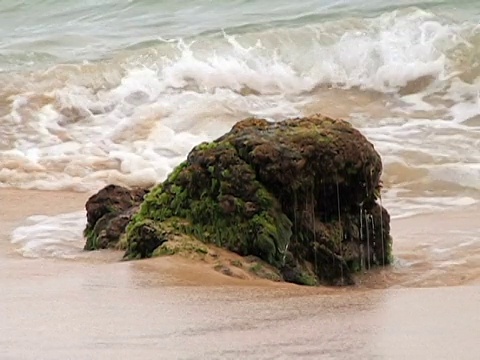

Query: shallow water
1;252;479;360
3;189;478;288
2;219;480;360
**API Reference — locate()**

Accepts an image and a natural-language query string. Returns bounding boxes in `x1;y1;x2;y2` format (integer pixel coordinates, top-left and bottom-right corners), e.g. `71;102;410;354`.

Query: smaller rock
85;184;148;227
93;206;140;250
83;185;149;250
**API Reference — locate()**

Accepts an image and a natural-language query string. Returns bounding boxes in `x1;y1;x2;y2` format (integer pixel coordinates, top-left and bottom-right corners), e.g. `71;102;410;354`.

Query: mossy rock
152;234;209;258
124;219;169;259
121;115;392;286
128;143;293;267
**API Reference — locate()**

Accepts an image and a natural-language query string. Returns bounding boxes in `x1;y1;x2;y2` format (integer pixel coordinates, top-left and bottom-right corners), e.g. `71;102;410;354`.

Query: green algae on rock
118;114;392;286
125;140;293;267
126;116;391;284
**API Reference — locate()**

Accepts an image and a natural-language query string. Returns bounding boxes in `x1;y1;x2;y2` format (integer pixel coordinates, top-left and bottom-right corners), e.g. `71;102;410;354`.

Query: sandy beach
1;189;479;359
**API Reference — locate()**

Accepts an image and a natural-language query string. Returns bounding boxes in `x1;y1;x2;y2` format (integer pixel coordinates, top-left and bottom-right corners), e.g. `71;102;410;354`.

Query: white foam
10;211;86;258
0;7;479;218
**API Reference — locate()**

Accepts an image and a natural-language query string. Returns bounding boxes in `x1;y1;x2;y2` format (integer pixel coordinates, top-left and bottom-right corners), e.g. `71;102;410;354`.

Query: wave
2;8;479;89
10;211;85;258
0;7;479;216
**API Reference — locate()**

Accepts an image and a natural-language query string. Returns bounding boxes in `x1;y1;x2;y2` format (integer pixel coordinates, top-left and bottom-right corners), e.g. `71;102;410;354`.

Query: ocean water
1;0;480;257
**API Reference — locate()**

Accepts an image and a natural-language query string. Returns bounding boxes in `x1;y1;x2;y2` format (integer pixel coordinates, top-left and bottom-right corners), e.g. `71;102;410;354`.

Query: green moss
289;128;333;144
124;141;293;269
150;233;209;258
221;169;231;178
195;246;209;255
249;263;263;274
124;219;168;258
83;226;97;250
84;215;115;251
347;259;361;273
329;221;343;247
251;211;292;265
255;186;275;208
195;141;219;151
296;272;318;286
116;233;128;250
167;160;188;182
153;244;176;256
105;204;118;214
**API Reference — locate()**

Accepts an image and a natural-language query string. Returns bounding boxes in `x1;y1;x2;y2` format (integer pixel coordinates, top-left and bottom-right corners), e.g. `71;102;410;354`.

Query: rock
83;185;149;250
122;114;392;286
124;219;169;258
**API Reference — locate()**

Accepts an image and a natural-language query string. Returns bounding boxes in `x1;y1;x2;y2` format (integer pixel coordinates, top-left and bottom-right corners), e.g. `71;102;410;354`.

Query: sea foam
0;7;478;216
10;211;86;259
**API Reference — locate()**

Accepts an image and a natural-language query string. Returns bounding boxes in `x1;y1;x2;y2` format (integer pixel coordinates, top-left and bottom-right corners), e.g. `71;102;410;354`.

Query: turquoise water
0;0;478;69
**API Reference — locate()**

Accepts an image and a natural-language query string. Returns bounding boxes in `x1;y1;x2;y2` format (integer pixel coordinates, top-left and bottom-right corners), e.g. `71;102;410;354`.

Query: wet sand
1;189;479;359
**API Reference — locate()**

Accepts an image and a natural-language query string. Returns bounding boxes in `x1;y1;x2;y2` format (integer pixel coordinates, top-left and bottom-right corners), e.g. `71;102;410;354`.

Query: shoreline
1;189;480;359
1;187;479;289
